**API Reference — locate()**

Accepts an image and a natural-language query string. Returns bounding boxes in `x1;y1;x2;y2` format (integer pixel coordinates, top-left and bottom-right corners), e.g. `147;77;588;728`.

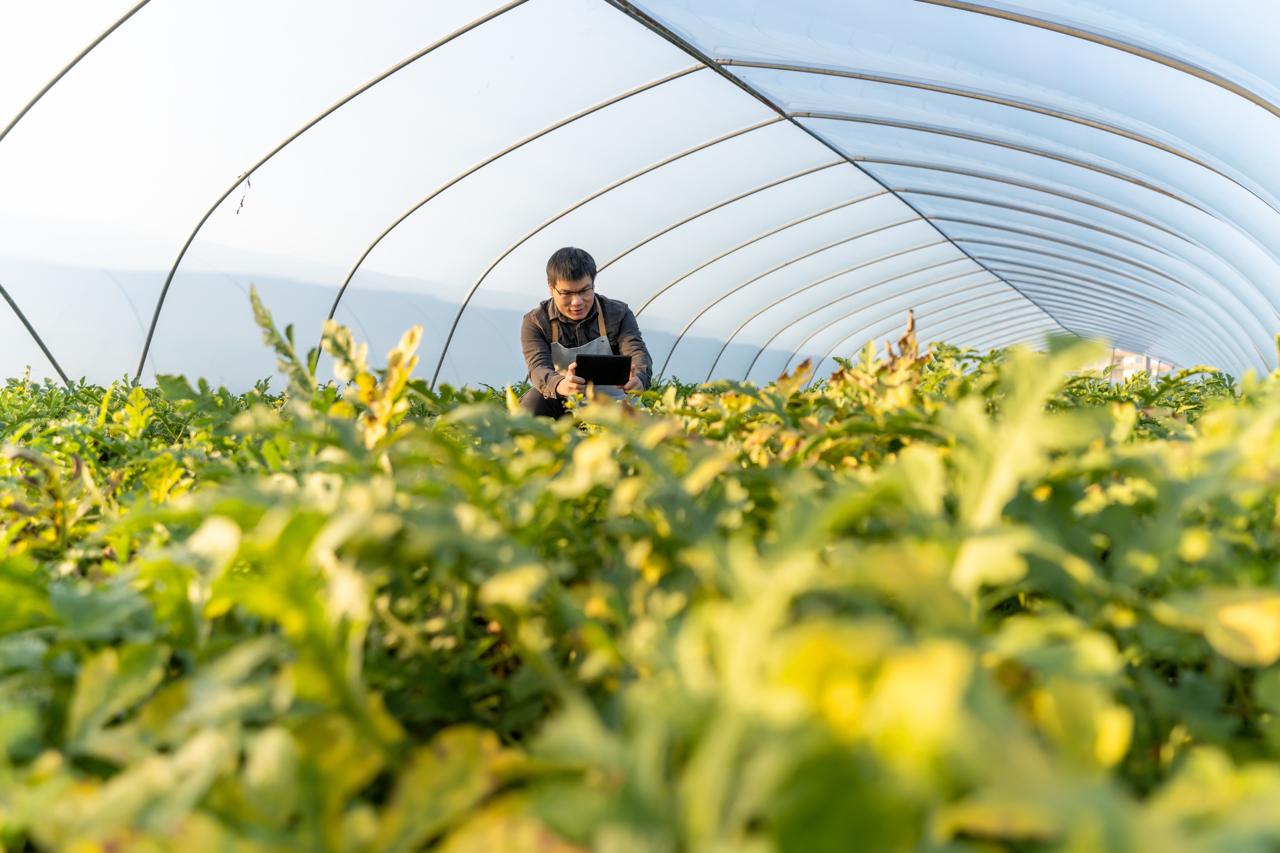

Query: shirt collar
546;296;599;325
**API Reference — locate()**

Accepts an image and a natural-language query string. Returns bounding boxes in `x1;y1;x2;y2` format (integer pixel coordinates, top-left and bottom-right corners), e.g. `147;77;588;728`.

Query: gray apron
551;305;626;401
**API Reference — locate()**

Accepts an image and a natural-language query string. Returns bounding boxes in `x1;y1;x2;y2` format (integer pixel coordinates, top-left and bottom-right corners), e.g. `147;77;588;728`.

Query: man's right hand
555;362;587;397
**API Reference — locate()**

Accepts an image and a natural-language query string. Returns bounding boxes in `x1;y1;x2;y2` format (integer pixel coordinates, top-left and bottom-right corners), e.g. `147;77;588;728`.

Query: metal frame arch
802;306;1056;389
598;159;845;273
728;259;986;381
913;0;1280;121
1;0;153;146
872;159;1192;244
931;214;1178;268
0;282;70;385
803;285;1054;371
427;116;784;388
734;260;989;380
717;57;1280;216
864;157;1280;275
914;300;1054;349
959;318;1132;363
982;264;1242;371
994;269;1215;330
868;303;1059;370
900;189;1193;254
987;299;1168;363
942;221;1202;291
1001;297;1179;360
983;262;1196;314
132;0;533;381
653;219;934;378
816;115;1280;322
599;0;1029;353
1004;290;1158;337
957;239;1265;368
938;313;1070;350
806;313;1063;389
952;229;1187;292
665;222;947;379
325;63;706;326
901;189;1265;299
636;190;888;316
962;235;1269;366
952;222;1280;350
796;111;1207;213
776;274;1016;377
972;268;1248;373
791;281;1025;379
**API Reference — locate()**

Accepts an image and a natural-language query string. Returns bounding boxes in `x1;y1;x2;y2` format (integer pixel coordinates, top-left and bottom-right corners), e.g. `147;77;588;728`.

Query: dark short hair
546;247;597;285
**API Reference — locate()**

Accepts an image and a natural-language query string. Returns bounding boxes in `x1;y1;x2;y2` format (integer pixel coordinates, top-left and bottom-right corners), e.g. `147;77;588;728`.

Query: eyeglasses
552;283;594;299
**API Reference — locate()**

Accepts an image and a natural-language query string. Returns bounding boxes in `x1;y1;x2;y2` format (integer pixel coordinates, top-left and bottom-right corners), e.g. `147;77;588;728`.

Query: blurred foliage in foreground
3;291;1280;851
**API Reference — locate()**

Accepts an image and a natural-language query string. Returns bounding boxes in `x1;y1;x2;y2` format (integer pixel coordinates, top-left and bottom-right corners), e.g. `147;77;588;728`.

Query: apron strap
550;317;559;344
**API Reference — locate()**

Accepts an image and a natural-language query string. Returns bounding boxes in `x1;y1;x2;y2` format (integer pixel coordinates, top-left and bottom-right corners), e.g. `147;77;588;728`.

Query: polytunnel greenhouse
7;3;1280;851
5;0;1277;387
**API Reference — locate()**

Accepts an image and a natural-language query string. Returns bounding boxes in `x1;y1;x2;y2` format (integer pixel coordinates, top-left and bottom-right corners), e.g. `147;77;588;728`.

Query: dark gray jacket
521;294;653;399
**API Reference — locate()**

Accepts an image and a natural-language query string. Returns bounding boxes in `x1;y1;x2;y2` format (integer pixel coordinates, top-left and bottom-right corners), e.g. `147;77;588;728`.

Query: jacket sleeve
615;303;653;389
521;313;563;399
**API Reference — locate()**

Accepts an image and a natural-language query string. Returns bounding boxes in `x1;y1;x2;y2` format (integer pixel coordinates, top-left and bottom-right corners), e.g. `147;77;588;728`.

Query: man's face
549;274;595;321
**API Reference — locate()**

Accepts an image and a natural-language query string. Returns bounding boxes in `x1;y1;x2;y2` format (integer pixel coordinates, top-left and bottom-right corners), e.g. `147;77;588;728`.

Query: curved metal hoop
599;159;845;272
654;218;929;379
0;283;70;385
877;161;1191;242
784;274;1015;377
601;0;1024;350
637;190;887;317
0;0;152;146
985;294;1169;363
936;217;1278;348
909;297;1049;347
806;312;1064;390
326;63;705;326
133;0;532;381
901;185;1269;308
931;215;1179;266
957;317;1119;362
735;255;976;381
972;258;1244;368
916;298;1043;348
865;157;1280;272
948;225;1204;295
427;116;784;388
962;236;1259;361
719;57;1280;215
796;111;1206;212
899;188;1188;254
982;263;1241;370
914;0;1280;121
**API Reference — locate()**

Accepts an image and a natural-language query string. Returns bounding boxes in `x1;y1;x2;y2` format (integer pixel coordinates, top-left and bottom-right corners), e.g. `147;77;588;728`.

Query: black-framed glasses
552;283;594;298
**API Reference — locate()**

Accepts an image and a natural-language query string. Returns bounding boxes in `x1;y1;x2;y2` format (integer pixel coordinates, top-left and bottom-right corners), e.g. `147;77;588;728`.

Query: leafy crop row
2;293;1279;851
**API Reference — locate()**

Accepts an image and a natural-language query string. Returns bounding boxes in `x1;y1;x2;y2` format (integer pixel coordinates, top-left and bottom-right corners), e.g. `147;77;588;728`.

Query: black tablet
574;354;631;386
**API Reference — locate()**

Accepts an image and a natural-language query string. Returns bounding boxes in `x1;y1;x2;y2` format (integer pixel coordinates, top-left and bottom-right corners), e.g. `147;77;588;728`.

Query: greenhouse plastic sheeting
1;0;1275;388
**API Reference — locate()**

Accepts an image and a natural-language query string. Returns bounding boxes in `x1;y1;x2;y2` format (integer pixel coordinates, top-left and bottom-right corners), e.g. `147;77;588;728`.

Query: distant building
1082;350;1175;382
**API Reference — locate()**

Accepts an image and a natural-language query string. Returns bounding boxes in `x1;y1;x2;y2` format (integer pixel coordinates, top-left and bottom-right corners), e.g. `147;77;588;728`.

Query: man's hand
622;367;643;393
555;362;587;397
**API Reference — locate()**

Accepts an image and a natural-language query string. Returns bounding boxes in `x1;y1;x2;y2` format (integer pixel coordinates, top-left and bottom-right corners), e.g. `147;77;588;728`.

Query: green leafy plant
2;294;1278;851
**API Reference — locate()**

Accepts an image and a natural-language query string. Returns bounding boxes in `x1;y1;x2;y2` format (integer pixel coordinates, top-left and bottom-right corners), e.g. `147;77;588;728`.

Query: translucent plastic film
634;0;1280;373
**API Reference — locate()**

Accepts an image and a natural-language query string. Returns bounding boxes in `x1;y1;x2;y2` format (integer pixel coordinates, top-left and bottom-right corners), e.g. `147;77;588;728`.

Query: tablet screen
574;354;631;386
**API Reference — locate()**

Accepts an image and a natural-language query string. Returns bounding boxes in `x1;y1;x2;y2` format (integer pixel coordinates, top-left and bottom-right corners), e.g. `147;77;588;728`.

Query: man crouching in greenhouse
519;246;653;418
